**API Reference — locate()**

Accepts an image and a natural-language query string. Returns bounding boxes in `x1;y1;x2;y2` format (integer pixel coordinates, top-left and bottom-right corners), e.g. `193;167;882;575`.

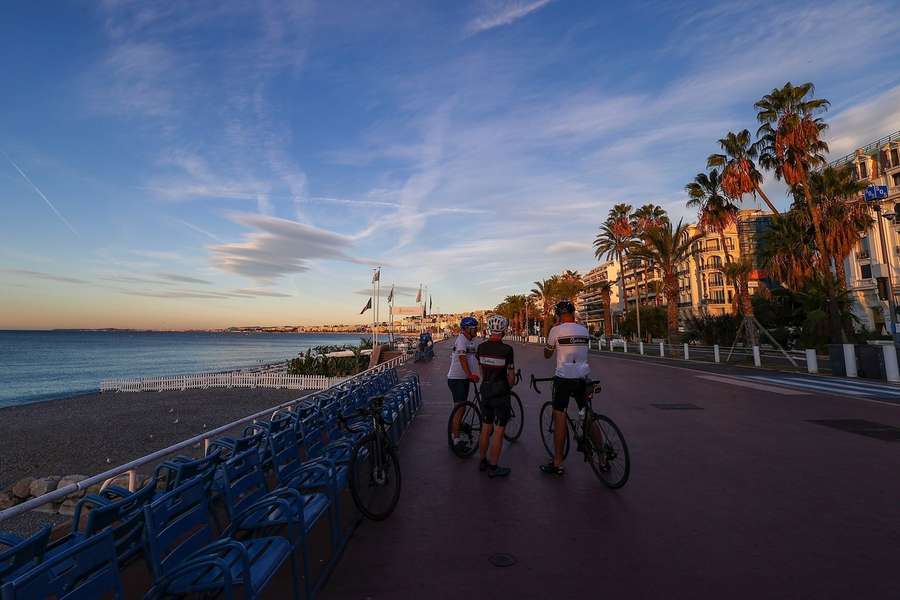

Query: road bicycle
532;375;630;488
447;370;524;458
345;395;402;520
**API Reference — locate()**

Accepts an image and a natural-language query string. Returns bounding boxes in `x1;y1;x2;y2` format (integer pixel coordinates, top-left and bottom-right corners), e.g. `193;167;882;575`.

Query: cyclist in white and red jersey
540;300;590;476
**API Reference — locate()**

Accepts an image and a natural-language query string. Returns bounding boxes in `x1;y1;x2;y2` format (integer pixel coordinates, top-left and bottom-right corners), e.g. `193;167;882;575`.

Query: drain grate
651;403;703;410
488;553;517;567
807;419;900;442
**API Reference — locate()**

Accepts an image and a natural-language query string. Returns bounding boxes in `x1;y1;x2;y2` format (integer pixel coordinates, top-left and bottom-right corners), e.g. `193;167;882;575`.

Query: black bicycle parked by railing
532;375;630;489
344;395;401;520
447;369;524;457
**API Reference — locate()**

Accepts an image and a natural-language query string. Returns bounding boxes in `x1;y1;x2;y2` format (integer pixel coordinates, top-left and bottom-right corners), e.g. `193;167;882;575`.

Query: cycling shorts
447;378;470;403
552;376;587;412
479;380;511;427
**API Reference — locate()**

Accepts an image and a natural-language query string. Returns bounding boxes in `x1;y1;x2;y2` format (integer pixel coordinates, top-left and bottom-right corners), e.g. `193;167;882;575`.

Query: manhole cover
651;403;703;410
807;419;900;442
489;553;517;567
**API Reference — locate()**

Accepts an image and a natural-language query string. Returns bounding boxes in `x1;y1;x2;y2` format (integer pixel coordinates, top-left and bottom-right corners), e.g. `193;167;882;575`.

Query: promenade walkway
322;340;899;599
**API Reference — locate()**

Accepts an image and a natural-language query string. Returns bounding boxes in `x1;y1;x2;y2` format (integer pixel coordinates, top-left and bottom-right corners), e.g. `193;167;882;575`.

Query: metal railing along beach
100;372;345;393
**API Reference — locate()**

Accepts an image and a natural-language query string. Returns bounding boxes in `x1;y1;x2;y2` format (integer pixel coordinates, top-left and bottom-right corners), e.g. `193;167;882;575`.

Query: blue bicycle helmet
460;316;478;329
554;300;576;316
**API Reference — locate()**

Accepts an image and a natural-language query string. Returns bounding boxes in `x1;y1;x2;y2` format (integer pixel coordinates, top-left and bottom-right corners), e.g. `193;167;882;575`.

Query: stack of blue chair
0;365;421;600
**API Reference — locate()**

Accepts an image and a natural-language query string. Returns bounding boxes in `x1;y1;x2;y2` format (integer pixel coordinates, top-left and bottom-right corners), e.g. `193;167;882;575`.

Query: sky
2;0;900;329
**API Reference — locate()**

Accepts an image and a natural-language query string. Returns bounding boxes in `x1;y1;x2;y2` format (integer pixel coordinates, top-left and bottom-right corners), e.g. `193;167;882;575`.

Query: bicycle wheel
349;433;402;520
503;392;524;442
587;414;630;489
539;401;569;459
447;401;481;458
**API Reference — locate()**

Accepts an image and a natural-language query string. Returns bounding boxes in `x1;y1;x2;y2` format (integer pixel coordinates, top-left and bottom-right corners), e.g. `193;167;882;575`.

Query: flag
415;285;422;303
372;268;380;283
360;297;372;314
429;295;432;313
422;304;426;318
387;285;394;303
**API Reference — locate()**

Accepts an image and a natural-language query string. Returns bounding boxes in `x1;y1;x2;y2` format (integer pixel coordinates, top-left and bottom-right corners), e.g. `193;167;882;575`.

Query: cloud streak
1;268;89;285
466;0;553;35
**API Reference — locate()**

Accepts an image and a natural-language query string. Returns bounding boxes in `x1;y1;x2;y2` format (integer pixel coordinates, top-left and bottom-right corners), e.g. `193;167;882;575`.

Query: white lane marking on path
769;375;900;396
694;374;809;395
743;376;900;403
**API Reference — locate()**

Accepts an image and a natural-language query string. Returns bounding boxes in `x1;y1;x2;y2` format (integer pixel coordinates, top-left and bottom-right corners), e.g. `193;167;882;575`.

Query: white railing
0;353;410;524
100;372;347;393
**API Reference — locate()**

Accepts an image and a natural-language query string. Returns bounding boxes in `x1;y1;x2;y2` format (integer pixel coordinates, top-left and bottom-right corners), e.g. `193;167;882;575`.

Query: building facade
576;260;620;334
834;131;900;332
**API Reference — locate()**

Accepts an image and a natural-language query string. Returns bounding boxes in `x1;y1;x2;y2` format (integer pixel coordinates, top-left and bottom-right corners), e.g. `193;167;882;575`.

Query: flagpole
372;270;376;348
376;268;381;347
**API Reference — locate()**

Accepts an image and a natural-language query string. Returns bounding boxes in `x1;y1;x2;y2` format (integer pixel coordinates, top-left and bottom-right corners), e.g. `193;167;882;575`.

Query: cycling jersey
546;322;590;379
447;333;478;379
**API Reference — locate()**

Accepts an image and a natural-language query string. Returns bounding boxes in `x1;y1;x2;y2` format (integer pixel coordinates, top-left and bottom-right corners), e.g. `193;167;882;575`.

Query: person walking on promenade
540;300;591;476
476;315;516;478
448;316;480;453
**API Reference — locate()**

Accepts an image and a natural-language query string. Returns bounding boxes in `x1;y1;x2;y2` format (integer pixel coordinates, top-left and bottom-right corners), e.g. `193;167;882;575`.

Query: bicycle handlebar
530;374;602;395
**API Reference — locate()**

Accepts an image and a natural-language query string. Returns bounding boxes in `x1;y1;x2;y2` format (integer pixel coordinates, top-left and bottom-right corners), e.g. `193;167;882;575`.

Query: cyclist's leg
488;395;511;466
551;378;570;467
478;406;494;462
448;378;470;438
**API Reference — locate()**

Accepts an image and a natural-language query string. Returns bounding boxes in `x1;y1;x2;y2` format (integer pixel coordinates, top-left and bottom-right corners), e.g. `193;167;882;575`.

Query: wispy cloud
209;213;378;284
547;241;592;254
157;273;212;285
466;0;553;35
3;153;80;237
173;218;222;242
1;268;89;285
353;285;420;299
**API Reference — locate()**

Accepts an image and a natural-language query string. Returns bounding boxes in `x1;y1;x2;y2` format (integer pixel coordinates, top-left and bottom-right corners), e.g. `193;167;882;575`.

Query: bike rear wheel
539;401;569;459
503;392;524;442
448;401;481;458
349;433;402;520
586;414;630;489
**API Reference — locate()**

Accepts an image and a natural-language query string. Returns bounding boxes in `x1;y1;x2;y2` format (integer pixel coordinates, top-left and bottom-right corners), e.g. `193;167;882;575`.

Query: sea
0;331;373;408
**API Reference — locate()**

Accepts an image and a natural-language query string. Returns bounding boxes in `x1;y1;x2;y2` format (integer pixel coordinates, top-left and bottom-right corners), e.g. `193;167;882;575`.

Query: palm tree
596;281;614;338
531;276;560;336
630;220;703;343
758;209;816;290
707;129;779;215
754;82;830;267
723;258;757;344
593;206;635;317
810;165;871;289
632;204;669;235
685;169;738;262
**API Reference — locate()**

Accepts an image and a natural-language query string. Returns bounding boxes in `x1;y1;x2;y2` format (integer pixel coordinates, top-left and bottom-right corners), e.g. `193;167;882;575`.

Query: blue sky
2;0;900;329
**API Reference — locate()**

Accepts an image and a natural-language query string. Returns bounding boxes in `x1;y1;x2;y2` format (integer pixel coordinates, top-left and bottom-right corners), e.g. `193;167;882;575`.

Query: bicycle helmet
486;314;508;335
554;300;576;316
460;316;478;330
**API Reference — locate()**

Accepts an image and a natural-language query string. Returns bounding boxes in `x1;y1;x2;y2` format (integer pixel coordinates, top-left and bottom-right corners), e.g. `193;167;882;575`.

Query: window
861;264;873;279
709;256;722;268
709;273;724;286
892;148;899;166
859;161;868;178
727;290;733;304
859;237;871;259
725;238;735;250
711;291;726;304
893;173;900;187
706;239;720;251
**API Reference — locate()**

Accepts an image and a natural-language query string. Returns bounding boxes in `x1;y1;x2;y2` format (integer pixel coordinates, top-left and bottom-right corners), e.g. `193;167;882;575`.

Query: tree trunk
804;183;846;344
602;290;613;338
665;275;679;344
754;183;780;215
833;254;847;291
617;252;627;319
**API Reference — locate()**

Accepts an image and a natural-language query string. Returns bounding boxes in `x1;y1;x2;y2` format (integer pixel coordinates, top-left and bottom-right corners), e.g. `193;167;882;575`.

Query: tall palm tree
531;276;559;336
630;220;703;343
593;206;635;316
596;281;614;338
723;258;757;344
754;82;830;266
685;169;738;262
758;209;816;290
632;204;669;234
810;165;871;289
707;129;779;215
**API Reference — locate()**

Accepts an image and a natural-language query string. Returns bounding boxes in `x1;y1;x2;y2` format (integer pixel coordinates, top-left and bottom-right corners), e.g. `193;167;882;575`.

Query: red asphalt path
321;340;900;599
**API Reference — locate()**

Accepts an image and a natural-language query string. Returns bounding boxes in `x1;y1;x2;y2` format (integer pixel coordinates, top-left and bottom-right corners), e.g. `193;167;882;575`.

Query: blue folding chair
0;526;50;585
143;476;298;600
0;529;123;600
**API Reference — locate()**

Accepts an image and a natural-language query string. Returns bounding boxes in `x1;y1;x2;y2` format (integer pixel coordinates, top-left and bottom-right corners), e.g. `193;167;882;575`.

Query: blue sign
864;185;889;201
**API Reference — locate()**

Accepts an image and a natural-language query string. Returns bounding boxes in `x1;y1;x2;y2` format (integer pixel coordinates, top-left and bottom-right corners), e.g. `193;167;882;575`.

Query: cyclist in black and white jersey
540;300;591;476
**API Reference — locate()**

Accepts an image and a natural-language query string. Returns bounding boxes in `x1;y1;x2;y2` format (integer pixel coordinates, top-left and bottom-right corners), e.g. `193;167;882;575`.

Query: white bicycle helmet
487;314;509;335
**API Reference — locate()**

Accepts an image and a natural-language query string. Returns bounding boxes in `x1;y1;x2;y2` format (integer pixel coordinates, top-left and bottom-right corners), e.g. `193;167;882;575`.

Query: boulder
29;476;61;498
12;477;34;499
58;498;80;517
0;490;17;510
58;475;88;499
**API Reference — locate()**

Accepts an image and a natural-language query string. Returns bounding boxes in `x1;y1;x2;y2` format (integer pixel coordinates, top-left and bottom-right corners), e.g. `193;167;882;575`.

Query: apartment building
833;131;900;332
576;260;620;334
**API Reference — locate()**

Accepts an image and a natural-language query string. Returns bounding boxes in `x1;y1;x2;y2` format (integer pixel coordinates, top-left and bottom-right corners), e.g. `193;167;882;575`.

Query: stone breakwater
0;474;151;516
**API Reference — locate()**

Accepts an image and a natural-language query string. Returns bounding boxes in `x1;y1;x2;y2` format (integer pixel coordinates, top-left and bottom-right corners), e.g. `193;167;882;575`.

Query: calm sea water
0;331;372;407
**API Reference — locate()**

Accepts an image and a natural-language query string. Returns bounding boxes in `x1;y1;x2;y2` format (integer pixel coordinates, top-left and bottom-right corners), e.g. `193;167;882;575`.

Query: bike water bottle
577;407;586;431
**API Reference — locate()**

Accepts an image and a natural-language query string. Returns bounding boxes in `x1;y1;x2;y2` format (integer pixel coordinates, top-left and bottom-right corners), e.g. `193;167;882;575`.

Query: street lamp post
874;203;900;343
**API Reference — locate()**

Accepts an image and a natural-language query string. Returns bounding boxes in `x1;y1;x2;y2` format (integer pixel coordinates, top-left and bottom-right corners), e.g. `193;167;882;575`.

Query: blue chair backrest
143;476;215;580
0;526;50;583
221;448;270;520
269;428;303;485
1;530;122;600
299;408;325;459
82;479;157;563
157;451;221;493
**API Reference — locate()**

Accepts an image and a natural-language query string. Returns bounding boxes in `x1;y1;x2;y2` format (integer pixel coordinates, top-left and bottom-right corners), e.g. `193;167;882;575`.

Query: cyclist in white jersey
540;300;590;476
448;316;480;452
